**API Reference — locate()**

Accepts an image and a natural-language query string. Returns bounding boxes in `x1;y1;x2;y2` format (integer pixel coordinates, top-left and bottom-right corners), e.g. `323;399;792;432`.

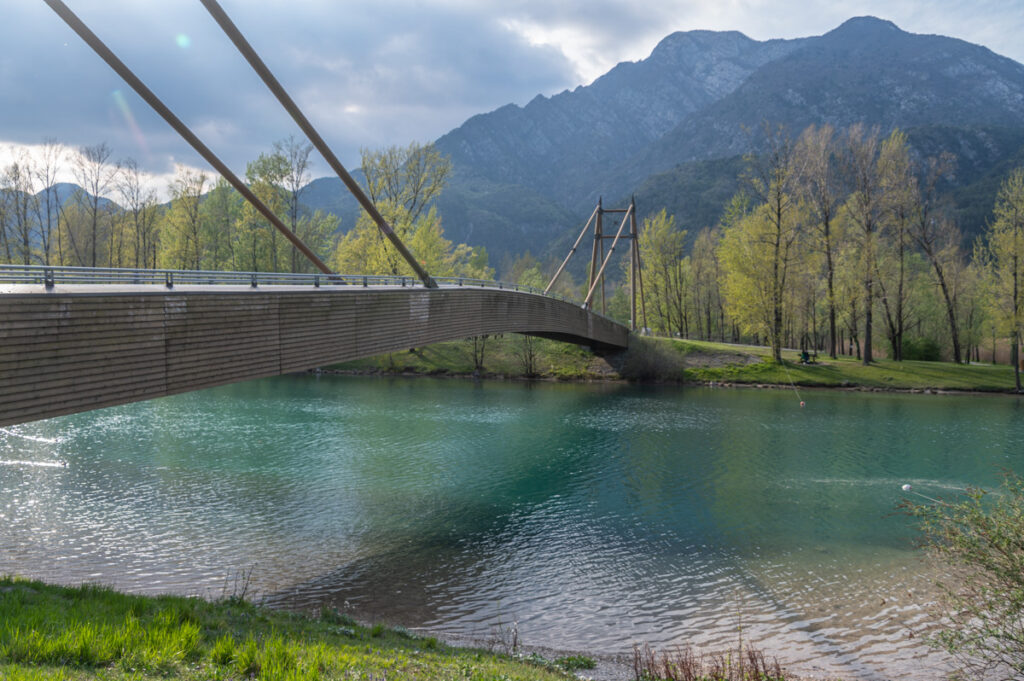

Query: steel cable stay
41;0;434;286
196;0;437;289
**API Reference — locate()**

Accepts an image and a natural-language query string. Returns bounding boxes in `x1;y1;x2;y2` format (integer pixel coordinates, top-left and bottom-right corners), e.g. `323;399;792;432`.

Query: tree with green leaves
725;128;803;362
842;124;885;364
361;141;450;222
637;208;687;336
332;143;488;279
874;129;916;361
910;152;964;364
986;168;1024;391
161;166;208;271
719;198;804;361
275;135;314;273
795;124;843;358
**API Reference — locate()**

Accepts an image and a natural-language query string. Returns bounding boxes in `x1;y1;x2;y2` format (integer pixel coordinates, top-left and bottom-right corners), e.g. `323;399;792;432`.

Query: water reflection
2;377;1021;679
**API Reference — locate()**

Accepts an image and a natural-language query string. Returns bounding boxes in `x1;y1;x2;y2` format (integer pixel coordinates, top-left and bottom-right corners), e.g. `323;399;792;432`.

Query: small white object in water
902;484;912;492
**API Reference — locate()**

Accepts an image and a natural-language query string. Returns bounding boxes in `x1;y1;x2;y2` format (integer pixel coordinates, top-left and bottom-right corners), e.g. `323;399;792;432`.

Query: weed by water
633;642;785;681
318;606;357;627
554;654;597;671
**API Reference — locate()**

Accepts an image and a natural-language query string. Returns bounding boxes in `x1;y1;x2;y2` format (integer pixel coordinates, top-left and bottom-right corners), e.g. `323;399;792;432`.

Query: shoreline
312;335;1024;395
312;365;1024;397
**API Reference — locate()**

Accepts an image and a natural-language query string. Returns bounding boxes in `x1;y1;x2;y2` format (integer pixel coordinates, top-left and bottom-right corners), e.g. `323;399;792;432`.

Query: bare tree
116;158;160;269
72;143;117;267
2;155;38;265
469;335;488;374
0;170;10;263
33;139;63;266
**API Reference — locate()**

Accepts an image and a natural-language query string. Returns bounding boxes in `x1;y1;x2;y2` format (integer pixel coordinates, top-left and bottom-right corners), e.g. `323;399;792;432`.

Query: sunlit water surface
4;376;1024;679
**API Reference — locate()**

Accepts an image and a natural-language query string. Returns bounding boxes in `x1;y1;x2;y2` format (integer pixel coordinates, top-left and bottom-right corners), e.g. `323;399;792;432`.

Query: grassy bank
325;333;1024;393
324;334;617;381
0;576;590;681
663;338;1022;392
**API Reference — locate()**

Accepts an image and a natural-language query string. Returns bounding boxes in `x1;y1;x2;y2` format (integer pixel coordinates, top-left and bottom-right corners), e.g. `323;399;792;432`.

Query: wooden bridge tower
545;197;647;333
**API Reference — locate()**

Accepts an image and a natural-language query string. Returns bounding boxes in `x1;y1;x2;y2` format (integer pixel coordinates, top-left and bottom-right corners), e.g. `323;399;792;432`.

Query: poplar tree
843;125;883;364
987;168;1024;391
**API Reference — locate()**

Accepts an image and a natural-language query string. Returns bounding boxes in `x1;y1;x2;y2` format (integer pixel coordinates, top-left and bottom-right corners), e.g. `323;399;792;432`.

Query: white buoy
901;484;912;492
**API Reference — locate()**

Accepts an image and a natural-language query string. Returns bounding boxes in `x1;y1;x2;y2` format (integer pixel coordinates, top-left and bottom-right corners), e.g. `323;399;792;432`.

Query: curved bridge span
0;272;629;427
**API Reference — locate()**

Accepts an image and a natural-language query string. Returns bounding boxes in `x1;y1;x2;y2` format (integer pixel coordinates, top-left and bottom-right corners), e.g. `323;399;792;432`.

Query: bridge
0;265;629;427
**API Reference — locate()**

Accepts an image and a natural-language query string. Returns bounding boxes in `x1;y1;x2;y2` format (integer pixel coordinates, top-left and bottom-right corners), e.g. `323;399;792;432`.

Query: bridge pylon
545;197;647;333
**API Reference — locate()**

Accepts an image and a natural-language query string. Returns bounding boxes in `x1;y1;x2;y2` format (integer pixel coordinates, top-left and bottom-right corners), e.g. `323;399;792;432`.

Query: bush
901;337;942;361
615;336;685;381
904;473;1024;678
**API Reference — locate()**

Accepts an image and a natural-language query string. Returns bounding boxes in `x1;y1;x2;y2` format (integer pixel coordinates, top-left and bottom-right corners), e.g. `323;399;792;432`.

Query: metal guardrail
0;264;583;308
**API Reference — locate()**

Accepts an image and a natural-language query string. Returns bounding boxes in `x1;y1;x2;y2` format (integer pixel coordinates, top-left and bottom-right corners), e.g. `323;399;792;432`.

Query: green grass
667;338;1021;392
326;334;613;381
324;333;1023;393
0;577;572;681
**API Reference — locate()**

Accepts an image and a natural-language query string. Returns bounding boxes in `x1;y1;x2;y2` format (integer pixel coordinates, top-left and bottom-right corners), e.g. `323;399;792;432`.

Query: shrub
901;337;942;361
904;472;1024;678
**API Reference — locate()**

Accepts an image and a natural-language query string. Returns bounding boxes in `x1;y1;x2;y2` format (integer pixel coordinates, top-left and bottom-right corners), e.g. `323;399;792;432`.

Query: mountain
301;17;1024;271
435;30;805;199
635;17;1024;175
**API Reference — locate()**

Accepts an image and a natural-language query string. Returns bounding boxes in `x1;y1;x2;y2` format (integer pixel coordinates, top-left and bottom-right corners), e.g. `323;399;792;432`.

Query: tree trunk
930;260;962;364
863;276;873;364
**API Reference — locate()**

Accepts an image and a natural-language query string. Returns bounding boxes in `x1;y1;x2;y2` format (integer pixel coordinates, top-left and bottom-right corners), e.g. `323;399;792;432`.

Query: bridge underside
0;285;629;427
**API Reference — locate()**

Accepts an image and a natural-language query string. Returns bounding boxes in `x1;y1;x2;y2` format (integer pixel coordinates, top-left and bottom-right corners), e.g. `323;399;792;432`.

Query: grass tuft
0;576;572;680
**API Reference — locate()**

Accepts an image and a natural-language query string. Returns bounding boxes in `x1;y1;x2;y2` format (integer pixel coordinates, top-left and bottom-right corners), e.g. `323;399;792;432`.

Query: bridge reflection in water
0;265;629;427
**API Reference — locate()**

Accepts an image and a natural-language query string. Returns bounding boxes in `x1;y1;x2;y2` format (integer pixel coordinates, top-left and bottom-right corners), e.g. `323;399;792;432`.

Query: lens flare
112;89;149;155
176;34;191;49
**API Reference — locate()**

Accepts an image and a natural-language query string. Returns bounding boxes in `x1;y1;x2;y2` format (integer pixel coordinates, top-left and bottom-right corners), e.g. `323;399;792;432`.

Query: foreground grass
0;577;574;681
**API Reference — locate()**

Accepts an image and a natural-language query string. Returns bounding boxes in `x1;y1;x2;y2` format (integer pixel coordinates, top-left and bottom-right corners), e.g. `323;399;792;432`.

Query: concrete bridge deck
0;282;629;427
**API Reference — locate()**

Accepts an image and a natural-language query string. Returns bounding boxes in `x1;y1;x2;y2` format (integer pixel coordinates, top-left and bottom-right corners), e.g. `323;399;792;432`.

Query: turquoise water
2;376;1022;679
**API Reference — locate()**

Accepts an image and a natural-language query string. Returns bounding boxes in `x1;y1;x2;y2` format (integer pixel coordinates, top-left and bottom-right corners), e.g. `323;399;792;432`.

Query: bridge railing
0;264;581;306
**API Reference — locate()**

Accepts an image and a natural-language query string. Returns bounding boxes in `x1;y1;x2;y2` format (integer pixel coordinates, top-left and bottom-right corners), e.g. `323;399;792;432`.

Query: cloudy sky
2;0;1023;194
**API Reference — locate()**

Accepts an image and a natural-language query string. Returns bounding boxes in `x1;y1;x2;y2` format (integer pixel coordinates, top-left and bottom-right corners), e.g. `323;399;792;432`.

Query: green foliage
637;209;688;335
904;473;1024;678
900;337;942;361
331;143;493;279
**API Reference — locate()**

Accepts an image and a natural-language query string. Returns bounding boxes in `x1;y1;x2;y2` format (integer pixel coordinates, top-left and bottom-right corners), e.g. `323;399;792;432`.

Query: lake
3;375;1022;679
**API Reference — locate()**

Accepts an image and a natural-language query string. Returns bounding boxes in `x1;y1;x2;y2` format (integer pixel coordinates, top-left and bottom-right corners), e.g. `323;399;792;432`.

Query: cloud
4;0;1022;187
5;1;574;180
